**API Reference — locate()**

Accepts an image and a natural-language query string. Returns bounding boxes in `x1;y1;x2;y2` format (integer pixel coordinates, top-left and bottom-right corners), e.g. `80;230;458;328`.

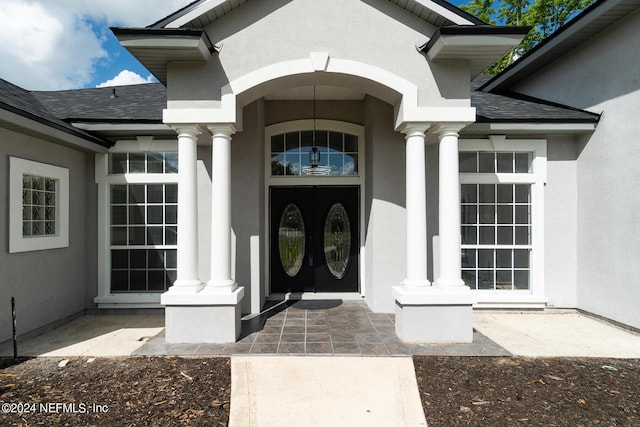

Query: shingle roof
33;83;167;123
471;75;599;123
0;78;110;147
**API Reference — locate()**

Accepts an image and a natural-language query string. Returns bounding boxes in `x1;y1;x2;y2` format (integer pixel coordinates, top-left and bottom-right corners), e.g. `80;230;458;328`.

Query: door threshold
268;292;363;301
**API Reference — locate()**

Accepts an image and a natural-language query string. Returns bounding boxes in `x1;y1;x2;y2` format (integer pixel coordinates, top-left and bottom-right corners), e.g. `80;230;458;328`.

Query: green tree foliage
460;0;595;73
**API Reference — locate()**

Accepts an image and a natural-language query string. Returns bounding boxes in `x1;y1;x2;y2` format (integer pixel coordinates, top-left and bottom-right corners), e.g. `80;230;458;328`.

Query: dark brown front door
270;186;359;293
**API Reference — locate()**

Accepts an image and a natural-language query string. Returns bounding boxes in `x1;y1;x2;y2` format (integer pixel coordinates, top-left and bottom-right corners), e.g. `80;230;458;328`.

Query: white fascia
165;0;232;28
466;122;597;134
72;123;172;133
411;0;476;25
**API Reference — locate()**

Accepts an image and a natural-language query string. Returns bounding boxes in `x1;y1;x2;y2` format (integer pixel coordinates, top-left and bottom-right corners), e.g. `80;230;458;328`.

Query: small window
10;157;69;253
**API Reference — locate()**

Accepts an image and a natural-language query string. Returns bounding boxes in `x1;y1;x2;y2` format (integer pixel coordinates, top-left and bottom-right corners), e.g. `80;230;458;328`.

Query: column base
435;278;466;287
162;287;244;343
164;281;204;295
402;278;431;287
392;285;476;343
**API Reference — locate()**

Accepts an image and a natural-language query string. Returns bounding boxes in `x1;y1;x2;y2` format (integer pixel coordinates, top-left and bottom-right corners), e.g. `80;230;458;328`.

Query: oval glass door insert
324;203;351;279
278;204;306;277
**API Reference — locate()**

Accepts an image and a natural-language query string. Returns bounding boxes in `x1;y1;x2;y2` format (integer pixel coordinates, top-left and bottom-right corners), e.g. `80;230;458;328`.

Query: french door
270;186;359;293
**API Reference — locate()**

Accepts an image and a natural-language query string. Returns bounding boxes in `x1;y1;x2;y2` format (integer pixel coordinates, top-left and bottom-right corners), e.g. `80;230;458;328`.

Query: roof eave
481;0;636;92
463;121;598;136
111;28;216;85
421;26;531;78
0;106;111;152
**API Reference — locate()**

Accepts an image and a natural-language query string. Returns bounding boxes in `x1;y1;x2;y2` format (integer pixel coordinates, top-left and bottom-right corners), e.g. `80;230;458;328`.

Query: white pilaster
166;125;202;293
402;124;430;287
435;124;466;287
205;124;237;292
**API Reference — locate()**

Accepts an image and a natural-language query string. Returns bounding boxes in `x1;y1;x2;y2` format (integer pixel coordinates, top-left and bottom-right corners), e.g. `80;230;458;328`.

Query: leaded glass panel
278;204;306;277
323;203;351;279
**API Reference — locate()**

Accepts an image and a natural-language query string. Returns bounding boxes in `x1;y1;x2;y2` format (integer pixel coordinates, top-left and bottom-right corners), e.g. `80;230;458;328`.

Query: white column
435;125;466;287
171;126;202;292
402;124;431;287
205;124;237;291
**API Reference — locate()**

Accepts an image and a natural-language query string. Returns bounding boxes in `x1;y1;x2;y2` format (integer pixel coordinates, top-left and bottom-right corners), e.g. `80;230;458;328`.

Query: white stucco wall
166;0;471;111
0;128;96;342
514;10;640;328
544;136;578;308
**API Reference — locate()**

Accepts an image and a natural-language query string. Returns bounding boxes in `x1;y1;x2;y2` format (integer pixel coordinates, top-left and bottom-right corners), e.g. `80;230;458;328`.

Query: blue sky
0;0;474;91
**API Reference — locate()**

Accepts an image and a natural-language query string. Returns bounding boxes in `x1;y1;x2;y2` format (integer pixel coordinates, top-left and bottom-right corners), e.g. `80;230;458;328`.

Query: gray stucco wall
363;96;407;313
514;10;640;328
0;128;96;342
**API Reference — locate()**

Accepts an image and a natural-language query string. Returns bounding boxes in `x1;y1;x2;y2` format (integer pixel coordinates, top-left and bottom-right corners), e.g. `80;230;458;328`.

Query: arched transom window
270;130;359;176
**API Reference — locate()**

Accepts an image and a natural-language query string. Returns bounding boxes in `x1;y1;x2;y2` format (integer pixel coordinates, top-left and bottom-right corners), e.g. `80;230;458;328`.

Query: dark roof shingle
33;83;167;122
471;75;599;123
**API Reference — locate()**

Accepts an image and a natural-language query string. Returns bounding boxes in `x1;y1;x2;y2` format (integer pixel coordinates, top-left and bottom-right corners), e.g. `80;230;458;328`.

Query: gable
151;0;483;30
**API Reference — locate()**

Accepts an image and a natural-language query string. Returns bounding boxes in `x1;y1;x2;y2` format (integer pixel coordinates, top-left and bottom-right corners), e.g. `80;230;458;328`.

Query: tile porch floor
135;300;510;357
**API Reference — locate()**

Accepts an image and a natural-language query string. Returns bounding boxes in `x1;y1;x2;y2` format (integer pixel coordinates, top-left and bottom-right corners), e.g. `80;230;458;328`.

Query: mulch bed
2;355;640;426
0;357;230;426
413;356;640;426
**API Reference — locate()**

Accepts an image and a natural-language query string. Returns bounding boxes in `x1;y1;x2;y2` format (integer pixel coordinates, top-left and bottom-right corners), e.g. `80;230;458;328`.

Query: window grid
461;183;532;291
110;183;178;293
111;249;177;293
459;151;532;174
22;174;57;237
108;152;178;175
271;130;358;176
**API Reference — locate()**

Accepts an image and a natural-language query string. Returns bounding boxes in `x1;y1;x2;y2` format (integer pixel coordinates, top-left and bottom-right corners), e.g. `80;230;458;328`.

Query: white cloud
0;0;192;90
96;70;155;87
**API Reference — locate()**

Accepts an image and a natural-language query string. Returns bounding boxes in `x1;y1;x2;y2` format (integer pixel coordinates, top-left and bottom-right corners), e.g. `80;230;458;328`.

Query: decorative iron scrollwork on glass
324;203;351;279
278;204;306;277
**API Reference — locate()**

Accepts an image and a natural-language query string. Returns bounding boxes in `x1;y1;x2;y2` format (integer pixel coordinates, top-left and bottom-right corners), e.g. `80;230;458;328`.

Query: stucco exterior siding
0;128;96;343
544;136;578;308
514;11;640;329
166;0;471;111
363;96;407;312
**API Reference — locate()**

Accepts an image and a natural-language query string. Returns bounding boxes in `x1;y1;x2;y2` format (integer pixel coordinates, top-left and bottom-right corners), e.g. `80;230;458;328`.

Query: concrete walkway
229;357;427;427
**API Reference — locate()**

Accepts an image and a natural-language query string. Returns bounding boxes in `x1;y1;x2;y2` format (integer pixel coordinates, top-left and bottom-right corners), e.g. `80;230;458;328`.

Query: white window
459;138;546;305
9;157;69;253
94;141;178;305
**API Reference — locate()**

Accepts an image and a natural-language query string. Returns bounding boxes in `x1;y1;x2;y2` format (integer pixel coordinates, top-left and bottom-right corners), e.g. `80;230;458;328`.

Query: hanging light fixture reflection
309;85;320;168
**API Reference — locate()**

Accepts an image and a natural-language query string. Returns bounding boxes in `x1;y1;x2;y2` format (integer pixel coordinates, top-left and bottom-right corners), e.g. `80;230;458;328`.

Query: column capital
170;124;205;138
207;123;236;138
398;122;431;138
432;123;467;138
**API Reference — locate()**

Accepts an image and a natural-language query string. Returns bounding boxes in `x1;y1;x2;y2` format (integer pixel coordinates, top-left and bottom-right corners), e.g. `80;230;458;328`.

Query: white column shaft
207;125;236;290
437;127;465;287
403;126;430;287
174;127;201;289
